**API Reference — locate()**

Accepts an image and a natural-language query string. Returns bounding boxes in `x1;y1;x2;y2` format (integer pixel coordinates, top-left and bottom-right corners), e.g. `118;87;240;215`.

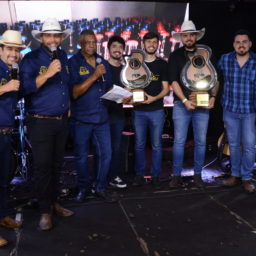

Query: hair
79;29;95;45
107;35;125;50
233;29;251;41
142;31;160;43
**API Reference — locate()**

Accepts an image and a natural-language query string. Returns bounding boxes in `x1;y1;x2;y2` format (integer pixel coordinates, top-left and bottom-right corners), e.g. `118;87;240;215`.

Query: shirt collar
0;59;10;71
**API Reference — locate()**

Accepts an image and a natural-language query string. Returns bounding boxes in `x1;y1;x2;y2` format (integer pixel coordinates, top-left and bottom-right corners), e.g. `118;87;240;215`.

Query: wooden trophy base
132;89;145;103
189;91;209;107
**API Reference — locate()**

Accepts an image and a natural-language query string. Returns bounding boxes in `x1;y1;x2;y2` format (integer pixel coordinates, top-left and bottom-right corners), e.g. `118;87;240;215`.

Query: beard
145;48;157;55
236;47;248;56
112;56;122;60
236;51;248;57
110;52;122;60
184;41;196;50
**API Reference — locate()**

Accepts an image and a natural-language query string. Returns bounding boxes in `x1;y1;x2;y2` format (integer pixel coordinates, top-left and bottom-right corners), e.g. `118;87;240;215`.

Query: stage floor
1;148;256;256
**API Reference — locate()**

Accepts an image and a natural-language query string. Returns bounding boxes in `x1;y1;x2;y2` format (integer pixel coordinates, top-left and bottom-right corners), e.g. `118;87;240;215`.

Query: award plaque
180;44;217;107
120;49;152;102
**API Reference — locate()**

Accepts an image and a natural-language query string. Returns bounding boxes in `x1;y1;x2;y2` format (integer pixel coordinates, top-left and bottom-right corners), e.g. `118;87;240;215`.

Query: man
168;20;218;188
131;32;169;188
20;18;74;231
0;30;23;246
107;35;127;189
68;30;114;202
219;30;256;193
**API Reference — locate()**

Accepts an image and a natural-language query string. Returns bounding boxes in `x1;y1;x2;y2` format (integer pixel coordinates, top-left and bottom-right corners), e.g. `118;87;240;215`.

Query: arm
205;81;219;109
0;80;20;96
72;64;106;99
172;81;196;110
36;59;61;89
143;81;169;104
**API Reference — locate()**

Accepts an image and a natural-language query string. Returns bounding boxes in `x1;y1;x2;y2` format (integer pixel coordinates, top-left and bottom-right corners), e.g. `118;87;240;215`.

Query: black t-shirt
108;64;125;121
168;46;217;102
134;57;168;112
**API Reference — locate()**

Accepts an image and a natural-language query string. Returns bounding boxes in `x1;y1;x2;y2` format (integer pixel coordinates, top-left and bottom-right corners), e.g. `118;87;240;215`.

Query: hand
203;97;215;109
184;100;196;110
45;59;61;78
142;93;155;104
4;80;20;92
93;64;106;80
122;96;133;104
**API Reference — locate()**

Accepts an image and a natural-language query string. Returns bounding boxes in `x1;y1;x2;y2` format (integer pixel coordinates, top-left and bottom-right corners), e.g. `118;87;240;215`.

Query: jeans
133;109;165;177
109;119;125;180
172;101;209;176
0;133;11;219
223;109;256;180
27;117;68;213
71;120;111;193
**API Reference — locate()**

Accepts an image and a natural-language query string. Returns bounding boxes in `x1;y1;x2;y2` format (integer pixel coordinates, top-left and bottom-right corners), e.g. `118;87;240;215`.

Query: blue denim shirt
20;46;70;116
0;60;18;128
218;51;256;114
68;51;113;124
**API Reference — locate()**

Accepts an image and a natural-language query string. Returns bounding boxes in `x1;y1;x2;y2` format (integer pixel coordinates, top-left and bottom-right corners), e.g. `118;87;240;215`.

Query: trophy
180;44;217;107
121;49;152;102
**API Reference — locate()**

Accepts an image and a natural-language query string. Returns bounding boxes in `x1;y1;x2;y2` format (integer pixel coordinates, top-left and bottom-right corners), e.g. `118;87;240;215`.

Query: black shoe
109;176;127;188
75;189;87;202
169;175;182;189
132;175;144;186
194;174;205;189
95;191;118;203
151;177;161;190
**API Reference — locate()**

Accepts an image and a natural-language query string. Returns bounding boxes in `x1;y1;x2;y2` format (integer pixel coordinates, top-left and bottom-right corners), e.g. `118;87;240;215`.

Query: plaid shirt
218;51;256;113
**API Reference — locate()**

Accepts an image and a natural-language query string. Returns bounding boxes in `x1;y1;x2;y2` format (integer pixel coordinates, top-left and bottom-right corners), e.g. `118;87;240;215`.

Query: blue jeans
109;119;125;180
0;133;11;219
71;120;111;193
133;109;165;177
223;109;256;180
172;101;209;176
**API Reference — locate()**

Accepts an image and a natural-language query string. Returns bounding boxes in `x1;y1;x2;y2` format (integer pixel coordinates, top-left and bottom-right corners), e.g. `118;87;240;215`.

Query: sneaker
193;174;205;189
169;175;182;188
109;176;127;188
132;175;144;186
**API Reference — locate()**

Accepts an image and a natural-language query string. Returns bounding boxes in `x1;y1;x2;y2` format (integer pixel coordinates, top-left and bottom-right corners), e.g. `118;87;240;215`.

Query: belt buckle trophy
120;49;152;102
181;44;217;107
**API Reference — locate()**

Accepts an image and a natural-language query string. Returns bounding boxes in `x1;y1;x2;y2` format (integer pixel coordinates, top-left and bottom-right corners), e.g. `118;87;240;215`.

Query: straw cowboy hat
0;30;26;48
32;18;70;42
172;20;205;41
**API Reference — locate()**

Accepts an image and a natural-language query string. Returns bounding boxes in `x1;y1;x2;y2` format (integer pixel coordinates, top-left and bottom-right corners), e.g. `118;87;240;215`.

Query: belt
27;113;66;120
0;128;13;134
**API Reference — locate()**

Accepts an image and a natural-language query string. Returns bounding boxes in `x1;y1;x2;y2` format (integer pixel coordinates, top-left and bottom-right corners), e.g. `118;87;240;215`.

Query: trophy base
189;92;209;107
132;89;145;103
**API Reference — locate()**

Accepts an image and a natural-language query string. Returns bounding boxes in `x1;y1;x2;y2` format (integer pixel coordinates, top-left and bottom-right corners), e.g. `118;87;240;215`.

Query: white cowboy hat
0;30;26;48
31;18;70;42
172;20;205;41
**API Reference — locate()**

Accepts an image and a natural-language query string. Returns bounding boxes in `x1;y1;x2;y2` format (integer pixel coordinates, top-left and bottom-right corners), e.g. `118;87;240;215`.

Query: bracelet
182;98;188;104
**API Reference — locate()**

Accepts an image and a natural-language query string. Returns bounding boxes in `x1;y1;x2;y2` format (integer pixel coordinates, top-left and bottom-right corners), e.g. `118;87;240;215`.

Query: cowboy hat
172;20;205;41
0;30;26;48
31;18;70;42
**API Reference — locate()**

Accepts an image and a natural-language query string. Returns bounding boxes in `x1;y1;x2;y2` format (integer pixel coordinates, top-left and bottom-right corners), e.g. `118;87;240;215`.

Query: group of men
1;17;256;247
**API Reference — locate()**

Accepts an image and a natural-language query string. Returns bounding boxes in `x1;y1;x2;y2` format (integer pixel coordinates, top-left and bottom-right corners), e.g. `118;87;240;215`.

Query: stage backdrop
0;1;187;106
